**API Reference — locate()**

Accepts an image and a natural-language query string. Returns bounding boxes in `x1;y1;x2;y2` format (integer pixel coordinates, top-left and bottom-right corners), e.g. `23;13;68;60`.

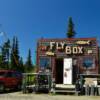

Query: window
6;72;13;77
0;72;6;77
83;57;94;69
39;57;50;68
15;72;22;77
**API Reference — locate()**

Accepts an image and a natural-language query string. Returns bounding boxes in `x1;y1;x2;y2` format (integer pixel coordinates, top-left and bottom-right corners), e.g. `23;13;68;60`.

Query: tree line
0;17;75;73
0;36;34;73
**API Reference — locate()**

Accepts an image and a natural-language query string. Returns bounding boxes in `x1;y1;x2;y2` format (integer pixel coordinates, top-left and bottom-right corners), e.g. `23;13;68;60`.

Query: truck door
5;72;16;88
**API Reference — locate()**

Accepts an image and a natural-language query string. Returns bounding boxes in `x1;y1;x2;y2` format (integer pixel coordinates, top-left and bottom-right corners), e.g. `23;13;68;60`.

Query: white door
63;58;72;84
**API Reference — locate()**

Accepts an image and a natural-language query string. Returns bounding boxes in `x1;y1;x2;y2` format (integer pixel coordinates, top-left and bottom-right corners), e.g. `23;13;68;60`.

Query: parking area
0;92;100;100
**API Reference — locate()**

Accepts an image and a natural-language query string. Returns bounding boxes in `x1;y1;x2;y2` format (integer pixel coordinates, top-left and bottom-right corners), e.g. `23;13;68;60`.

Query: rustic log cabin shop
36;38;99;85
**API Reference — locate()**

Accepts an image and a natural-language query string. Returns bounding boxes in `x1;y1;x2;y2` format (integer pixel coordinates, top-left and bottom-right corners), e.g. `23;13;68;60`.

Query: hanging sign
46;51;55;56
76;40;90;45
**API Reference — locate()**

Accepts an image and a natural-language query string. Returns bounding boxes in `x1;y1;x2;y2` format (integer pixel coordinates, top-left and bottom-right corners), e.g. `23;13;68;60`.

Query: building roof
38;37;97;42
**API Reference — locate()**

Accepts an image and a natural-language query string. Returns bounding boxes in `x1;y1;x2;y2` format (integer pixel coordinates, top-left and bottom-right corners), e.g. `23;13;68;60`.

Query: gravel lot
0;92;100;100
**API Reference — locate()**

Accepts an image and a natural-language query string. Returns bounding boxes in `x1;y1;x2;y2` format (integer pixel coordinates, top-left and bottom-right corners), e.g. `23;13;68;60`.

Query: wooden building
36;38;98;84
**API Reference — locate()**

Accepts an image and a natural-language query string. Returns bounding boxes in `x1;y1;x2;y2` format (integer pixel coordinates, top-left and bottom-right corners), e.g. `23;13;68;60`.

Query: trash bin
90;85;95;96
98;87;100;96
94;86;98;96
85;85;90;96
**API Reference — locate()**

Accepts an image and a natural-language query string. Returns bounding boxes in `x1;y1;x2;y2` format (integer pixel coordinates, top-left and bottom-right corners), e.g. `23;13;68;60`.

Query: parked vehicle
0;70;22;92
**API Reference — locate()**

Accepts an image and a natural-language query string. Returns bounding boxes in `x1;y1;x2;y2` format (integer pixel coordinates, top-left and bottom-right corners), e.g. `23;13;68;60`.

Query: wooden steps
54;84;79;95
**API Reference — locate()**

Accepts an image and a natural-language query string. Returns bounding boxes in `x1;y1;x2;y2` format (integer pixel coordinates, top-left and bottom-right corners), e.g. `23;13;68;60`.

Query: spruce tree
4;39;10;69
67;17;76;38
11;37;16;69
25;49;33;72
15;37;20;66
10;36;20;70
1;39;10;69
19;57;24;72
1;47;6;69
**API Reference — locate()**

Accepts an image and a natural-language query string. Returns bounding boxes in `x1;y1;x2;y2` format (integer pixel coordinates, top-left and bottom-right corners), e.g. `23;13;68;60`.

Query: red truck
0;70;22;92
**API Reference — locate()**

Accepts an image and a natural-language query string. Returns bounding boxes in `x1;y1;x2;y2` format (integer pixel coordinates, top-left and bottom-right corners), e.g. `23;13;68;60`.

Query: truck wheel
17;84;22;90
0;84;5;93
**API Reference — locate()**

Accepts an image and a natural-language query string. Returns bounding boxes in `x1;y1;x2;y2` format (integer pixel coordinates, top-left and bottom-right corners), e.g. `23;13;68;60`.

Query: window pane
0;72;6;77
6;72;13;77
40;58;50;68
83;58;94;69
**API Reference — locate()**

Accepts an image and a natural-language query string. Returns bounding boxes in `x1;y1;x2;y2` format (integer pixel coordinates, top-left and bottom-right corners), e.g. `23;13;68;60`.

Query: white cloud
0;32;4;36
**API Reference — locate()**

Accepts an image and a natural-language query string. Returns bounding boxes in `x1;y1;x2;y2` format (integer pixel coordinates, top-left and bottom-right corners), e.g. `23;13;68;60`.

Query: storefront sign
65;46;83;54
76;40;90;45
50;42;65;50
39;39;96;56
46;51;55;56
87;50;93;54
50;42;83;54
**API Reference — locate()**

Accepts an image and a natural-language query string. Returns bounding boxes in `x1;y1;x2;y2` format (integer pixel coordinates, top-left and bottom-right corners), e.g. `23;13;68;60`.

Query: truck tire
17;84;22;90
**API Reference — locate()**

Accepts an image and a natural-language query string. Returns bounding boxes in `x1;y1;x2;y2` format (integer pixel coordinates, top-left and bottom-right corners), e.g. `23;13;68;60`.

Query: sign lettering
65;46;83;54
73;47;78;54
65;46;71;54
49;42;83;54
50;42;55;50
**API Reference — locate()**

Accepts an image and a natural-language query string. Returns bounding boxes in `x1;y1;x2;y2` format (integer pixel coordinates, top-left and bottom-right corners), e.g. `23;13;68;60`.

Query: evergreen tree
1;47;6;69
25;49;33;72
4;39;10;69
15;37;20;66
19;57;24;72
11;37;16;69
67;17;76;38
10;36;20;70
1;39;10;69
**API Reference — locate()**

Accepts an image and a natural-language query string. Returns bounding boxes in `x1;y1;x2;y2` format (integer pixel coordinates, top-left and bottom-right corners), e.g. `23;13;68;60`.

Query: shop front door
63;58;72;84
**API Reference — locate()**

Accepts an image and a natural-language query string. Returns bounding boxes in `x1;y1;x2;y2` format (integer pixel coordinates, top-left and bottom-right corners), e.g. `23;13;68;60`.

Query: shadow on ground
0;89;22;94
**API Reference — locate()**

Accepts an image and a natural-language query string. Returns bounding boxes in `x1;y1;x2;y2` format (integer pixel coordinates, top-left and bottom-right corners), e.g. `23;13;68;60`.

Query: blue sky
0;0;100;64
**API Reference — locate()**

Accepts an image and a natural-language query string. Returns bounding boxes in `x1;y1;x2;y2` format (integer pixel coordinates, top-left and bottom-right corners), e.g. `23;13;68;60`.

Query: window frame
82;56;95;69
39;57;51;69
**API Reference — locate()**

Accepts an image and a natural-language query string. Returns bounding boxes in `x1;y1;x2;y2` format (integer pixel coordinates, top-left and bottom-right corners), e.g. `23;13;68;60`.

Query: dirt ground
0;92;100;100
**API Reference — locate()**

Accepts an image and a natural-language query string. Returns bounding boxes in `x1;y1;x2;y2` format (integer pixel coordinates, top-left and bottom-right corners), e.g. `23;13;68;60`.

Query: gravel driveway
0;92;100;100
